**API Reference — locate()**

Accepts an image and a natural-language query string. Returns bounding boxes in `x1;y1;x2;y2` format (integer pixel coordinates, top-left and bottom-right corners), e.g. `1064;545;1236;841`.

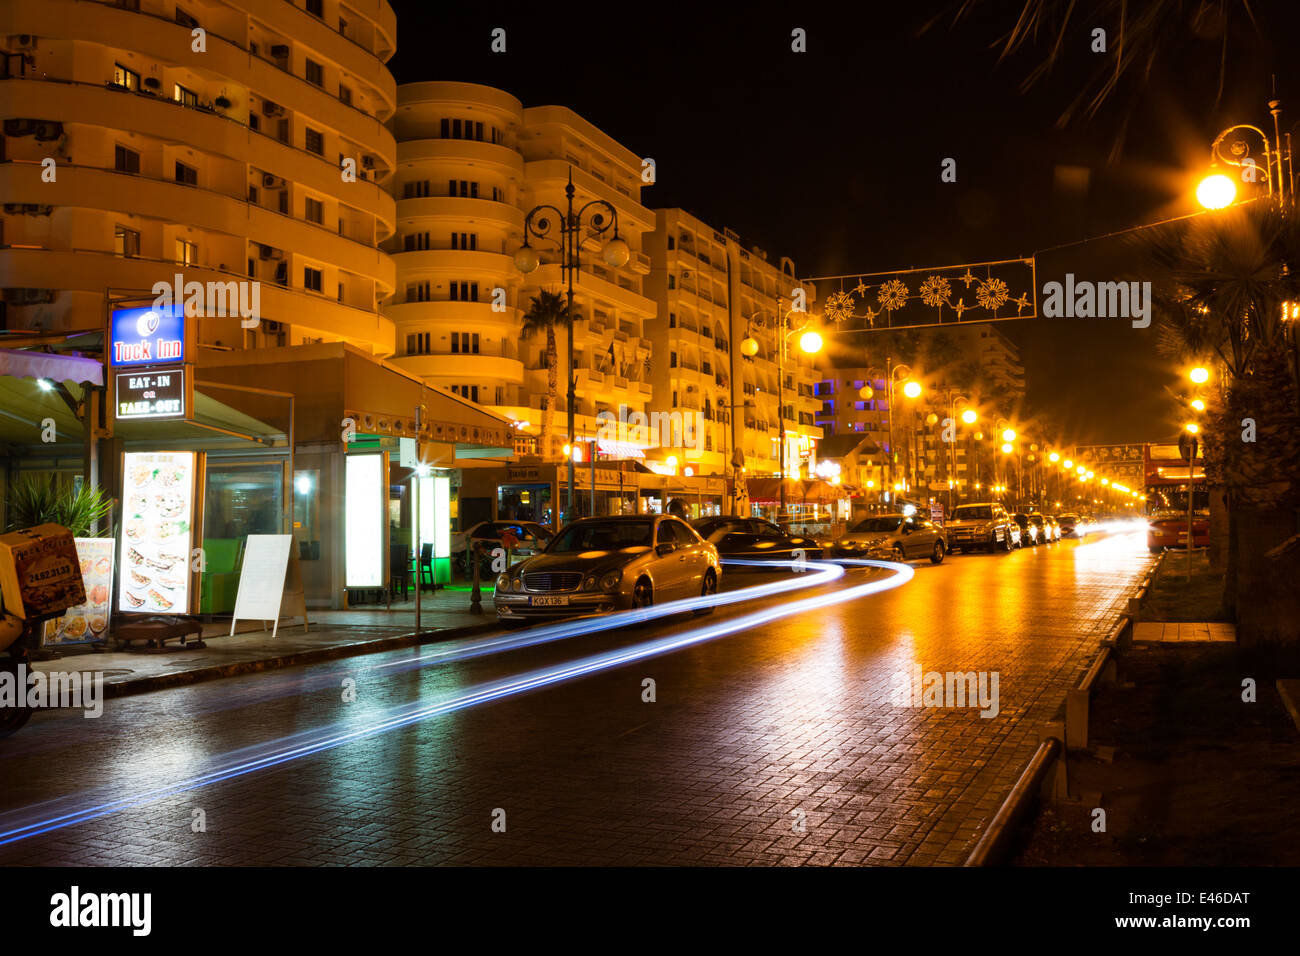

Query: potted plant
5;475;113;537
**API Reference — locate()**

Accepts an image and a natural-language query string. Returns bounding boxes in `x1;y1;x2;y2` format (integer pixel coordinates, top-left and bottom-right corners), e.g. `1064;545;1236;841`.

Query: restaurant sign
110;304;185;367
115;365;189;420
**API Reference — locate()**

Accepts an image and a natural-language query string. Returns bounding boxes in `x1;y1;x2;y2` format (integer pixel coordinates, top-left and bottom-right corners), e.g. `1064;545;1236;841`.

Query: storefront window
499;483;552;526
204;461;285;540
294;468;321;560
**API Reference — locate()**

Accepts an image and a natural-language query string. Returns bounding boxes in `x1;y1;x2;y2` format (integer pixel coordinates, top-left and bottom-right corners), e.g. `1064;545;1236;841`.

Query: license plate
530;595;569;607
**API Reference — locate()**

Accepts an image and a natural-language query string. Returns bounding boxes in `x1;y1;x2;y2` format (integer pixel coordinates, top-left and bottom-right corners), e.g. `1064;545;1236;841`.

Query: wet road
0;530;1150;866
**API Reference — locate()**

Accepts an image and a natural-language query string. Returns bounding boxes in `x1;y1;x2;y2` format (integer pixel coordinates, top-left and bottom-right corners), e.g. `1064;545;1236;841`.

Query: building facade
1;0;400;354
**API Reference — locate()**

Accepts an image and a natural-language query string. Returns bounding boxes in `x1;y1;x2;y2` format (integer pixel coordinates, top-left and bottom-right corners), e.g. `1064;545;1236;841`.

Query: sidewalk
30;585;499;699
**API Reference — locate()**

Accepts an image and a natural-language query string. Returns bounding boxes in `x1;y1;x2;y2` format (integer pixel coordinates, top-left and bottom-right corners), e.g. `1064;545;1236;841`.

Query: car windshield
953;506;993;520
851;516;904;533
691;518;734;536
547;520;654;553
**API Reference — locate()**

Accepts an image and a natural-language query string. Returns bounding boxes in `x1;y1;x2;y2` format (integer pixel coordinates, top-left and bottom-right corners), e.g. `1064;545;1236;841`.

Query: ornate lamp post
741;304;822;521
1197;105;1293;208
514;171;630;524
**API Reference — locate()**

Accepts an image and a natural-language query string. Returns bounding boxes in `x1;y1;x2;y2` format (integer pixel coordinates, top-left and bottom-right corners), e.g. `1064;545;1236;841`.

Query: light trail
0;559;911;846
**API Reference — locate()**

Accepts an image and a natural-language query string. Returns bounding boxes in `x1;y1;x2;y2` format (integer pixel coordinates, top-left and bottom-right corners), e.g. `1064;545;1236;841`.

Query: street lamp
1200;111;1292;207
1189;366;1210;385
514;170;628;524
741;304;822;520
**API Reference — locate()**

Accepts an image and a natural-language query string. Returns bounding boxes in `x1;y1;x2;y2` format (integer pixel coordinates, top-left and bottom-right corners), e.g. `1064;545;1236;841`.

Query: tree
520;290;569;461
1140;200;1300;644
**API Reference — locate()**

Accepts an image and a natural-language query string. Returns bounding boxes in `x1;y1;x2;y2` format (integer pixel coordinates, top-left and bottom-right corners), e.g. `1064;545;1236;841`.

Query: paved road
0;531;1150;866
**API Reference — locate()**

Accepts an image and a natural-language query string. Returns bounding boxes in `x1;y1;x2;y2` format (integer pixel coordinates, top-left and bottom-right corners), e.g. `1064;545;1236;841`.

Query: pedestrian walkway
31;586;498;698
1132;621;1236;642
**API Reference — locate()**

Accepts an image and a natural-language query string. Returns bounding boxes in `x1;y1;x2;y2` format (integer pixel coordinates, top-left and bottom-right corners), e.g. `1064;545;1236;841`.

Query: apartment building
0;0;399;354
643;208;822;478
385;81;656;458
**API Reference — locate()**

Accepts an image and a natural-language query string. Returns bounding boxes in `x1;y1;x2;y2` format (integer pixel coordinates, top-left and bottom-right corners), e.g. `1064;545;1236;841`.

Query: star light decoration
877;279;909;312
823;290;857;325
975;277;1009;314
919;275;951;309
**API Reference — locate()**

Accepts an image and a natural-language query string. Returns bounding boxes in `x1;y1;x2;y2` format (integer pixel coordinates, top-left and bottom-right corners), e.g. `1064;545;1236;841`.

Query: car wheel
694;569;718;615
892;544;906;563
632;577;654;610
1000;533;1012;552
930;540;945;564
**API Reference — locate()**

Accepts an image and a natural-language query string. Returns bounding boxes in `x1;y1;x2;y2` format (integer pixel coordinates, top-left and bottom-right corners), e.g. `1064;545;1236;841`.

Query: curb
97;620;503;700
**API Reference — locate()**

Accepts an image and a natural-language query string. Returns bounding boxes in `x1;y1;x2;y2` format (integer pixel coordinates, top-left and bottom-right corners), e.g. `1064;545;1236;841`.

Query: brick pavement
0;533;1152;866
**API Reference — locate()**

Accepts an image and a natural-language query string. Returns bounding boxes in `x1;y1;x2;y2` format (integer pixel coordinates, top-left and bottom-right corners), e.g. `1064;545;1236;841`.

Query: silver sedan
494;515;721;622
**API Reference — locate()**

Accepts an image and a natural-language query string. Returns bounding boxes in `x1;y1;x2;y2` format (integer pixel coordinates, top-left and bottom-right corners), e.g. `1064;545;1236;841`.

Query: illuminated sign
110;305;185;367
118;451;195;615
115;366;187;419
345;454;384;588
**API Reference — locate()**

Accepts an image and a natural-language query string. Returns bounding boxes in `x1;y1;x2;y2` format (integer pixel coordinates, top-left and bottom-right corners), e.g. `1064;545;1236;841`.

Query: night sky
389;1;1299;445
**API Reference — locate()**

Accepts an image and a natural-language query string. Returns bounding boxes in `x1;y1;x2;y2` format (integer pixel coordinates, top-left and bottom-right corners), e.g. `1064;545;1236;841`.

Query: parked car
1025;513;1053;545
832;513;947;564
1057;513;1081;537
452;521;553;576
945;502;1018;552
1041;515;1061;542
1146;510;1210;553
494;515;720;622
1012;512;1040;546
690;516;823;563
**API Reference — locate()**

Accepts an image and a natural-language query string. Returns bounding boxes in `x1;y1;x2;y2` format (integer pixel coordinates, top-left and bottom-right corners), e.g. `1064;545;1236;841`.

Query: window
175;6;199;28
669;313;676;328
304;266;323;292
113;63;140;91
451;385;480;403
174;161;197;185
305;197;324;224
115;225;140;257
173;84;199;108
670;352;678;368
448;180;478;198
450;232;477;250
403;232;430;251
449;282;478;302
406;332;431;355
175;239;198;265
114;144;140;174
305;59;323;87
305;127;324;155
306;0;323;17
404;180;429;198
406;281;431;303
451;332;480;354
667;236;675;250
338;84;352;106
491;186;502;202
668;275;676;289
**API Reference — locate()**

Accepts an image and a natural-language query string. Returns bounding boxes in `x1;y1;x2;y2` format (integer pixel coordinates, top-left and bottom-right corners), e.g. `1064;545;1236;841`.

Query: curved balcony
383;300;519;332
529;264;653;317
0;163;395;292
395;196;523;231
0;1;397;143
521;159;654;233
0;247;394;353
391;249;516;281
391;353;524;385
397;82;523;120
0;80;396;232
397;139;524;179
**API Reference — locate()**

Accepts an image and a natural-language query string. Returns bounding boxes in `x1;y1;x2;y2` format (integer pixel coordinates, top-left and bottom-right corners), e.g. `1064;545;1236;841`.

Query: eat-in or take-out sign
110;305;185;367
115;366;186;419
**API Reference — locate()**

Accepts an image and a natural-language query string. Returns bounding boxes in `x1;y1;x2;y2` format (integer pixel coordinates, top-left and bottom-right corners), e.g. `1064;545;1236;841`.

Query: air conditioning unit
33;120;63;141
3;204;21;214
270;44;289;58
258;243;273;259
261;172;284;188
361;154;375;169
3;118;33;137
261;100;282;117
15;35;37;50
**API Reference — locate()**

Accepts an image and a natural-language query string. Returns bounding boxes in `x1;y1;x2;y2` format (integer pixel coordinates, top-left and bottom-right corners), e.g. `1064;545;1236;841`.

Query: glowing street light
1001;442;1013;454
1190;366;1210;384
1190;398;1206;411
1063;459;1074;470
1001;428;1016;443
798;330;824;354
1048;451;1060;463
1185;422;1200;434
1196;173;1236;209
902;380;922;399
961;408;977;424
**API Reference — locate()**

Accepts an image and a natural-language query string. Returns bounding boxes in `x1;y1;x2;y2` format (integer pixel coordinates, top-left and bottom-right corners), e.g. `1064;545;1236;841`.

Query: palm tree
1139;200;1300;644
520;290;569;461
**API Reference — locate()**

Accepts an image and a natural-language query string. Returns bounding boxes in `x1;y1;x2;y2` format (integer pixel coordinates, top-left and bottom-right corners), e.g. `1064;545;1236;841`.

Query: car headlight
496;573;510;591
599;570;622;590
512;575;523;592
583;576;597;591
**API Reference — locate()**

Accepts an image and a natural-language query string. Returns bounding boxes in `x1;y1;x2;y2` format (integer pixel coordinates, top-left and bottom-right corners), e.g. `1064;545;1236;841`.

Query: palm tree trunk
545;326;558;460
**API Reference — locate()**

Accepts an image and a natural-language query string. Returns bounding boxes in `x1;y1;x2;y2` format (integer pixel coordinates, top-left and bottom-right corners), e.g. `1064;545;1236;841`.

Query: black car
690;516;823;564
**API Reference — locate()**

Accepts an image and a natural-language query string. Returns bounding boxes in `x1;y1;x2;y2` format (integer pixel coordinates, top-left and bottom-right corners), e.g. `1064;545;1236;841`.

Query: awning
745;477;842;505
0;348;103;386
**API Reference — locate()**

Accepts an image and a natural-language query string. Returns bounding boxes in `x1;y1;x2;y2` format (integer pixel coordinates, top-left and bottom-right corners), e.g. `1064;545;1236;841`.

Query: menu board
230;534;293;638
118;451;195;614
43;538;114;645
